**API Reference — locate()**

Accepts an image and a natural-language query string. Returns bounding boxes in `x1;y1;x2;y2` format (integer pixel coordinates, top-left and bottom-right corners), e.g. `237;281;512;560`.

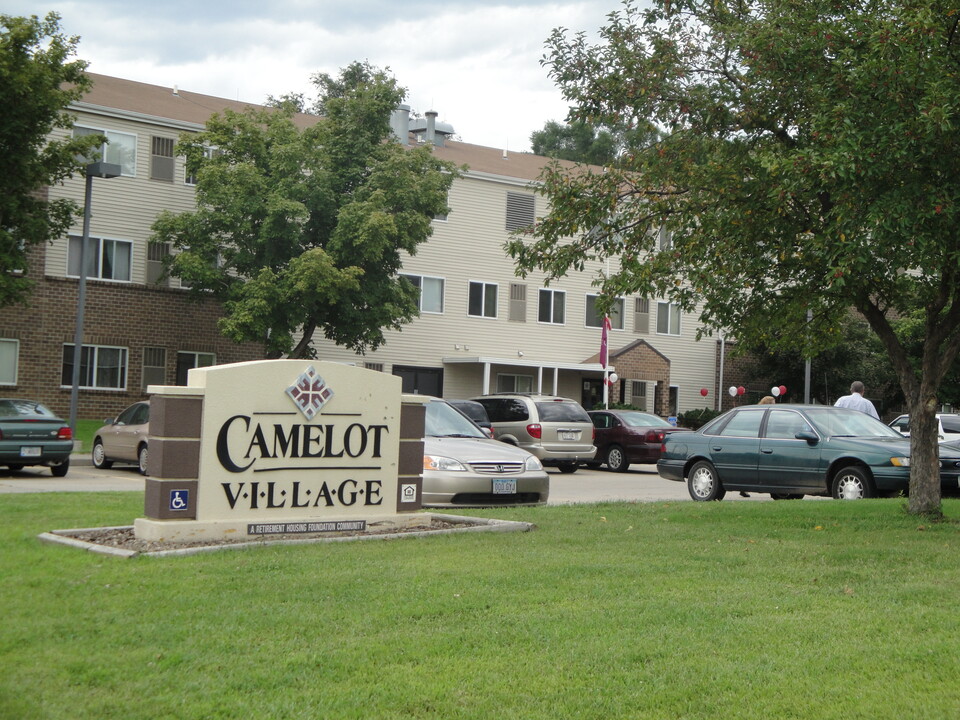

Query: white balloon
771;386;781;397
728;386;738;397
608;372;619;384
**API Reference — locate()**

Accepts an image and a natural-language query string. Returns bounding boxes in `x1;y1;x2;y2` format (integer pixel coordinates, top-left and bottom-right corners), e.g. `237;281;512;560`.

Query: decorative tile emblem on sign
285;365;334;420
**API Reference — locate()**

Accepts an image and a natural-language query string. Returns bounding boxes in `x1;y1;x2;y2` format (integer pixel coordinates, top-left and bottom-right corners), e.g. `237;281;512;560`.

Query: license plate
493;478;517;494
560;431;579;440
20;446;42;458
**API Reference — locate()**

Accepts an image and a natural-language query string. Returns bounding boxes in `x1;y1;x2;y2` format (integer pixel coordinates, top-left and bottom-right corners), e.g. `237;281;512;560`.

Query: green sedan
657;404;960;500
0;399;73;476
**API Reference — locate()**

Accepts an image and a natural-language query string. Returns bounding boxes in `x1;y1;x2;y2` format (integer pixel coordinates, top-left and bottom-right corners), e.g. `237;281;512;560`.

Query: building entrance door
392;366;443;396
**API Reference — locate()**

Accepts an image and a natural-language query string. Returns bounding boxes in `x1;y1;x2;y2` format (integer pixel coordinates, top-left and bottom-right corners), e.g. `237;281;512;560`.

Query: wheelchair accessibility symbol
169;489;190;511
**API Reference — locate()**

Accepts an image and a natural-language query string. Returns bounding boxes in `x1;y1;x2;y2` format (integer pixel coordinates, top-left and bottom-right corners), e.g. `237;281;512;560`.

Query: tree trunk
907;398;942;518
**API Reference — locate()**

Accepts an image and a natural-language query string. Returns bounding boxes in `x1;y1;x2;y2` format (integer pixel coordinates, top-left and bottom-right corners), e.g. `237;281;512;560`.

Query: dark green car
657;404;960;500
0;399;73;476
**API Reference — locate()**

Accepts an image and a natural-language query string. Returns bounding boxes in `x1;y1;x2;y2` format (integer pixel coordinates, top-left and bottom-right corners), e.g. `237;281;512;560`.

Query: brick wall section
0;243;262;420
608;340;671;415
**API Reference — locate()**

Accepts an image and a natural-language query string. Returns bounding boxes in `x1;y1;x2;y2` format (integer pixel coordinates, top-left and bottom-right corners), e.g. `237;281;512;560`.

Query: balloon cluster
727;385;746;397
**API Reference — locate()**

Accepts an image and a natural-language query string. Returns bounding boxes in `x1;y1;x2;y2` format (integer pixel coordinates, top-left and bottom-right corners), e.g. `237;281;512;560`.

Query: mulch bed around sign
59;517;466;554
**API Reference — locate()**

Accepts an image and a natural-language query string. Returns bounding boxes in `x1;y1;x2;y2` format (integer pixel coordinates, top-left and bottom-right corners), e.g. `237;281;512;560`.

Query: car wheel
50;459;69;478
138;444;149;476
832;465;874;499
92;439;114;469
687;460;726;501
770;493;804;500
606;445;630;473
557;462;579;474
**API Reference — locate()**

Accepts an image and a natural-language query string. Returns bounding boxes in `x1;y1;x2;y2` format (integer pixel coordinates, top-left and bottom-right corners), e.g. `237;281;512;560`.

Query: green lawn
2;495;959;719
71;419;103;455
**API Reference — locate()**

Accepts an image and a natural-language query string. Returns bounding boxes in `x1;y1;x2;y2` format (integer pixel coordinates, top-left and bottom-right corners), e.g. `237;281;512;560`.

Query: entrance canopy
441;356;610;395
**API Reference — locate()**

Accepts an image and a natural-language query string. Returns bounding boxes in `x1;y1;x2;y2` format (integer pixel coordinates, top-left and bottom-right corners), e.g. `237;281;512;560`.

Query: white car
421;399;549;507
888;413;960;443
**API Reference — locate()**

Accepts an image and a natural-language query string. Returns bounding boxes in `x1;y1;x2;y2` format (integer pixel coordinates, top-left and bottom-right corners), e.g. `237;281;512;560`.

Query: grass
2;495;960;719
71;419;104;454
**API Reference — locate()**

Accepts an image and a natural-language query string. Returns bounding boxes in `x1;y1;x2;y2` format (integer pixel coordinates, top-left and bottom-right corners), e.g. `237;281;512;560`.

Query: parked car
446;399;494;437
92;401;150;475
588;409;692;472
0;399;72;476
657;404;960;500
470;393;596;473
888;413;960;442
421;398;548;507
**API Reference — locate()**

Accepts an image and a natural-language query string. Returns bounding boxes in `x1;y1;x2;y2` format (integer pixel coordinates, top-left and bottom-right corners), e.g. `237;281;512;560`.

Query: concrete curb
38;513;535;558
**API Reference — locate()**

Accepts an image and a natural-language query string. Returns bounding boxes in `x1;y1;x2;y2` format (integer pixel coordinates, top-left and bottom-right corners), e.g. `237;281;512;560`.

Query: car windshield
620;412;673;428
803;408;904;438
425;400;487;439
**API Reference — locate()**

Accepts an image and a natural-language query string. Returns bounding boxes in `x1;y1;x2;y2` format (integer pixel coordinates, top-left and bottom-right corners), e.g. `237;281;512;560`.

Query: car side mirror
796;431;819;443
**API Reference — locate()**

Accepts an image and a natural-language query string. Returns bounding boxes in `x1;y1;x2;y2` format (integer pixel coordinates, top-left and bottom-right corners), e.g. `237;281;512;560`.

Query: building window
585;294;624;329
0;339;19;385
468;281;498;318
184;146;220;185
151;136;175;182
142;347;166;390
630;381;648;412
508;283;527;322
68;235;132;282
61;344;128;390
364;362;384;372
538;288;566;324
634;298;650;334
506;191;535;231
497;374;534;393
73;125;137;177
657;301;682;335
658;225;673;250
176;351;216;386
401;274;444;313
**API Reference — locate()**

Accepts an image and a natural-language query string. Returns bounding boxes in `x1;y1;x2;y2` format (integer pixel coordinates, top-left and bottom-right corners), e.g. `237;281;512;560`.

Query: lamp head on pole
86;161;122;179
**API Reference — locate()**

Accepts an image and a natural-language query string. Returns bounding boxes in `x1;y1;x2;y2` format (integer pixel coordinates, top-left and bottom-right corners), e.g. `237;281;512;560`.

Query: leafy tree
152;64;458;359
530;119;663;165
508;0;960;516
0;12;101;306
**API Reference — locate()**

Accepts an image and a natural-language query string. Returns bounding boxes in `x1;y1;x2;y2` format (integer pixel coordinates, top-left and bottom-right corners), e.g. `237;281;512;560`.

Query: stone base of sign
133;512;426;543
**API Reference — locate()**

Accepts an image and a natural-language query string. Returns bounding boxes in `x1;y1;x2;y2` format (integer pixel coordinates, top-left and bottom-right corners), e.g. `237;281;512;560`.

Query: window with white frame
184;146;221;185
657;301;681;335
538;288;566;324
497;374;534;393
658;225;673;250
585;294;624;329
401;274;444;313
142;347;166;390
68;235;132;282
176;351;216;386
0;339;19;385
468;281;498;318
61;344;128;389
73;125;137;176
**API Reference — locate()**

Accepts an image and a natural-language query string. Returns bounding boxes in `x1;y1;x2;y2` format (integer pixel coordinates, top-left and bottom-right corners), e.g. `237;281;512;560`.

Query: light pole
68;161;121;433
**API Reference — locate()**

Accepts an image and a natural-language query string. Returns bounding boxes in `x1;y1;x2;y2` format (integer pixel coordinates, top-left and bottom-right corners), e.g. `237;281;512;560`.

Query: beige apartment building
2;73;729;422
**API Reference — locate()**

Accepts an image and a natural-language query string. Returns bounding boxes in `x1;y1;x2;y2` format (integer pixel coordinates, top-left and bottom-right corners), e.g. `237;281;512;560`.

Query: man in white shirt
834;381;880;420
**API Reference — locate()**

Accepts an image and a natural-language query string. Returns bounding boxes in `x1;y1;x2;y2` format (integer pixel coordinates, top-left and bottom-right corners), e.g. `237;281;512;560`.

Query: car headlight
525;455;544;471
423;455;467;472
890;457;911;467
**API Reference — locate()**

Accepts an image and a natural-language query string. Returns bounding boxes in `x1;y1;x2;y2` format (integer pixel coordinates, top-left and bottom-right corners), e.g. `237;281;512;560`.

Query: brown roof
76;73;580;182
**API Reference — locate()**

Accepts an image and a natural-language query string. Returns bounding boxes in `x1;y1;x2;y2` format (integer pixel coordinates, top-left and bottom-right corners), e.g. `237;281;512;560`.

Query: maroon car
588;409;692;472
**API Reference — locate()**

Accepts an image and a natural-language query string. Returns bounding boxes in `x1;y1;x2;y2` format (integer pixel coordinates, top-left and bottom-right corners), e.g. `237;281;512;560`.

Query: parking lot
0;461;771;502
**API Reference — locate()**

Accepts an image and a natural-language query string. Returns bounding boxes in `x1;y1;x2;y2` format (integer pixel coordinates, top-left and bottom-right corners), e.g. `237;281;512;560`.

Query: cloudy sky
12;1;626;152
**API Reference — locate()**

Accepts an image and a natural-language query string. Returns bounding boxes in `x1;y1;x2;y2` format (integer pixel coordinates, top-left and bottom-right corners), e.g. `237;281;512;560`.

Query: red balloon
737;386;745;395
778;385;787;396
700;388;708;397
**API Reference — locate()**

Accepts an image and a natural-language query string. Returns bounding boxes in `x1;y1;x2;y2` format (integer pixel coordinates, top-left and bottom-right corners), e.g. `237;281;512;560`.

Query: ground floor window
630;381;648;411
0;339;18;385
176;351;216;386
61;344;128;389
497;374;533;393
